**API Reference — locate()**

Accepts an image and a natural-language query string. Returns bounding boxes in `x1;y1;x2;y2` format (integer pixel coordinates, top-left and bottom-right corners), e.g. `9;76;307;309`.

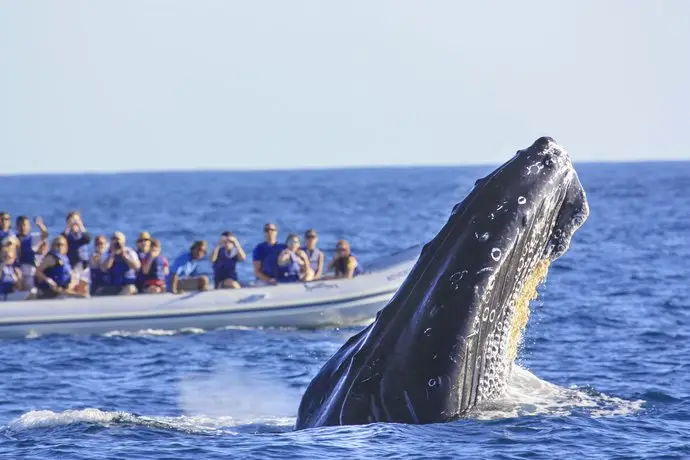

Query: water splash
472;366;644;420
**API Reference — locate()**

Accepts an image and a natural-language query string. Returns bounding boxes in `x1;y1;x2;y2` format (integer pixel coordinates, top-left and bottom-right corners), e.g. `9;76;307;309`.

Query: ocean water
1;162;689;459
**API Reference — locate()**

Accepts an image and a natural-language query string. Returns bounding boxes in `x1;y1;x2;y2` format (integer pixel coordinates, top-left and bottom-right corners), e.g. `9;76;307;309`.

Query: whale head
296;137;589;428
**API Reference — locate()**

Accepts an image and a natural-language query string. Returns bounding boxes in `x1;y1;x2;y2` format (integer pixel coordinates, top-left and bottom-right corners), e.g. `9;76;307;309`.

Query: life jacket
277;251;301;283
213;248;238;283
43;251;72;288
0;264;16;295
304;248;322;274
334;254;362;278
107;250;137;286
65;231;87;267
17;234;37;266
143;256;167;283
89;257;108;294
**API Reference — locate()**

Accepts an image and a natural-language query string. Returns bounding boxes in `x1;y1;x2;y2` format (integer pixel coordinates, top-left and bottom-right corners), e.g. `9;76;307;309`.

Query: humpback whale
295;137;589;429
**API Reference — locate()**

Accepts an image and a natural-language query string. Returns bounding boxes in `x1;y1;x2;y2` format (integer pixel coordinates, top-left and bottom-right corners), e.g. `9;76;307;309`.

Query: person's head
1;240;16;264
0;212;11;231
111;231;126;250
286;233;301;252
190;240;207;260
15;216;30;236
221;231;235;249
304;229;318;249
137;231;152;251
51;235;69;255
151;238;162;252
66;211;82;233
94;235;108;253
335;240;351;258
263;222;278;243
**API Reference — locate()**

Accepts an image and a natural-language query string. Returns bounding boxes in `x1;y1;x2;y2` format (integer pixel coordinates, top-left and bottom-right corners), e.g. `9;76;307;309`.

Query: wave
3;366;643;436
101;327;207;337
4;408;294;436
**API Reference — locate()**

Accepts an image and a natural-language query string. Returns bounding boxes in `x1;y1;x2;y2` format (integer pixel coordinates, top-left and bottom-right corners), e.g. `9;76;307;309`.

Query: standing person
211;231;246;289
277;233;314;283
252;222;286;285
99;232;141;296
326;240;363;280
35;235;85;299
88;235;109;296
303;229;324;280
14;216;49;291
62;211;91;271
140;239;169;294
0;239;23;298
135;231;152;292
169;240;209;294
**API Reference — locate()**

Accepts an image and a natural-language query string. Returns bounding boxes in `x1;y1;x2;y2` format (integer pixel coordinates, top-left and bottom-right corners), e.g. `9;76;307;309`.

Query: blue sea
1;163;689;459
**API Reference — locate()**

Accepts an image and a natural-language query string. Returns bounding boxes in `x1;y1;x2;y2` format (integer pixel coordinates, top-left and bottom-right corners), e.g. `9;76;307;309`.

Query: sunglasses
336;247;346;252
306;234;316;239
264;227;277;232
289;239;300;245
96;241;107;246
56;242;67;247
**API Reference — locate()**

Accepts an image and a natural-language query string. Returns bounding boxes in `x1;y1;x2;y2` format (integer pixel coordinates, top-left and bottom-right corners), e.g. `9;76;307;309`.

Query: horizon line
0;157;687;178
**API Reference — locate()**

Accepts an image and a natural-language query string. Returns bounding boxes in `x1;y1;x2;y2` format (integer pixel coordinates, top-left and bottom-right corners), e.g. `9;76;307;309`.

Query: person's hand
228;236;238;246
34;216;44;226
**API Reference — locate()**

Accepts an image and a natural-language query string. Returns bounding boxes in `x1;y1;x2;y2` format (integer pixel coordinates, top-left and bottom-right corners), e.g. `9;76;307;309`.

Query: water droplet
491;248;502;261
428;378;437;387
424;328;432;336
518;196;527;205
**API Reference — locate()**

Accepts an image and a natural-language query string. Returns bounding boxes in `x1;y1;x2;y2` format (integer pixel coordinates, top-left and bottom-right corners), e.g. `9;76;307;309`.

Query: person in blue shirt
211;231;246;289
169;240;209;294
252;222;286;285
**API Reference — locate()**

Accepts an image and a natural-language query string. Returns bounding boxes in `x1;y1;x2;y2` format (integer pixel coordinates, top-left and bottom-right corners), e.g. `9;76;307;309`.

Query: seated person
303;229;324;280
1;239;23;297
35;236;85;299
211;231;246;289
62;211;91;272
88;235;109;296
15;215;49;291
277;234;314;283
326;240;363;280
252;222;286;285
135;231;152;292
169;240;209;294
0;211;14;241
140;239;169;294
98;232;141;296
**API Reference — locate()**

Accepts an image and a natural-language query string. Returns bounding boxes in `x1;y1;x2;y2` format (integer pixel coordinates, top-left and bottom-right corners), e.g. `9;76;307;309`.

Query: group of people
0;211;362;300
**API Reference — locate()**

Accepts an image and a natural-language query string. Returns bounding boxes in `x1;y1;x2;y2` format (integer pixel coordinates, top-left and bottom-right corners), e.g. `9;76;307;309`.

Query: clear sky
1;1;688;175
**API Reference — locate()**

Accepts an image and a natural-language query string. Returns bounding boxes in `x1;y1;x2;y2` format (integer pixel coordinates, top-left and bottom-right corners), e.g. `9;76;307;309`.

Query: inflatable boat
0;246;420;339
